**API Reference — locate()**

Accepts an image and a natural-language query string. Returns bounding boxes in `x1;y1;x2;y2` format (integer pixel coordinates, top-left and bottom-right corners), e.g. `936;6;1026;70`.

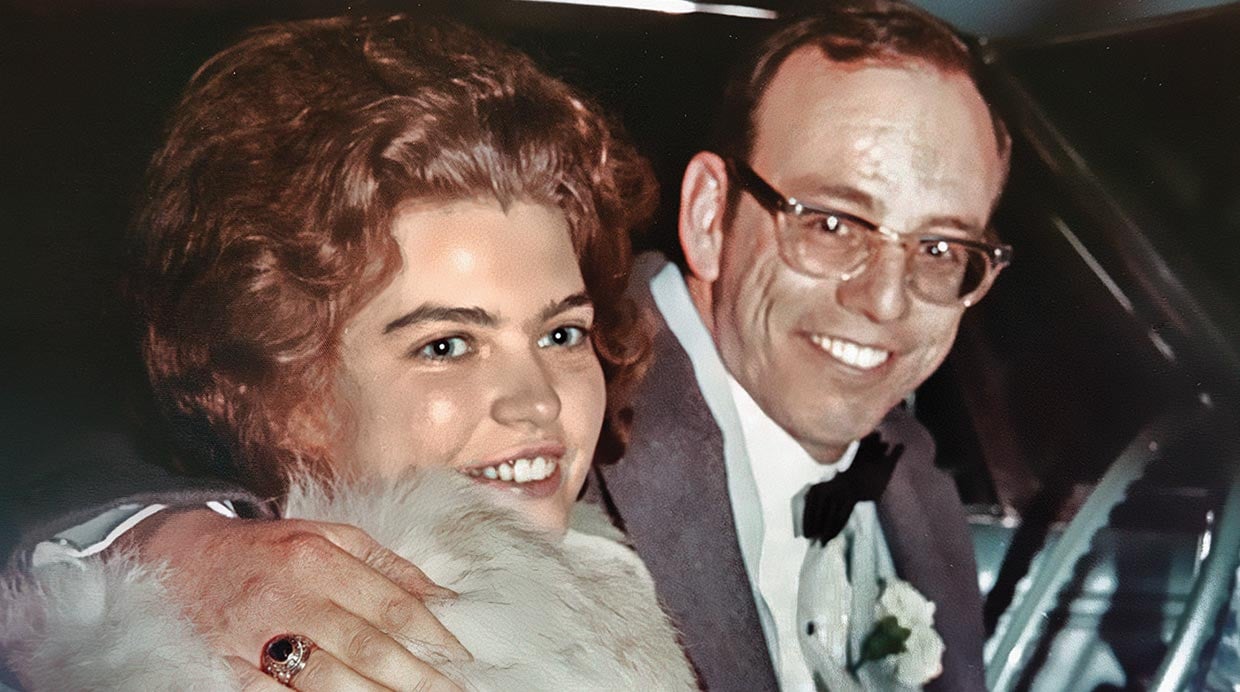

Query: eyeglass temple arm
724;158;787;213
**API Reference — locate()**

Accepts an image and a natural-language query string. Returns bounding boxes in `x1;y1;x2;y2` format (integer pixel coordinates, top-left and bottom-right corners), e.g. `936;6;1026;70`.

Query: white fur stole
1;472;694;691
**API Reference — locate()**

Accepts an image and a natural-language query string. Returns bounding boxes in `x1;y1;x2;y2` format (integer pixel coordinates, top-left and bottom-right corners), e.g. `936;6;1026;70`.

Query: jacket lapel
595;261;778;691
876;408;987;692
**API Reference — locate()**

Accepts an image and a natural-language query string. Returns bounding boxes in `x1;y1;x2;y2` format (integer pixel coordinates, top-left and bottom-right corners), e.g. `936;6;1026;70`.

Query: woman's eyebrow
539;293;593;323
383;304;497;334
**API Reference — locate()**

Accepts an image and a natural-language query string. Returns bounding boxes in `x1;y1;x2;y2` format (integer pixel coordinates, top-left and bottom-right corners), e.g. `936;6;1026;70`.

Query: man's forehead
752;48;978;139
749;48;1004;222
828;120;969;198
755;49;1003;161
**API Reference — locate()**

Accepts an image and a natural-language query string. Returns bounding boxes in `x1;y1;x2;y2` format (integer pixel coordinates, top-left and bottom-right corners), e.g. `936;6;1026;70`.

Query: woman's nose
490;354;562;428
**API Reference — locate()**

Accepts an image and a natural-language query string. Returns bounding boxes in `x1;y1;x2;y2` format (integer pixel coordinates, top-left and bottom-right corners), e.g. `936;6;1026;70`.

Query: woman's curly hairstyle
132;15;658;497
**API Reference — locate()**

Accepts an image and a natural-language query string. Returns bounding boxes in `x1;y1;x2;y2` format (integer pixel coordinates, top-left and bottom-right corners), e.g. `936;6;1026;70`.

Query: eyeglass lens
781;213;992;304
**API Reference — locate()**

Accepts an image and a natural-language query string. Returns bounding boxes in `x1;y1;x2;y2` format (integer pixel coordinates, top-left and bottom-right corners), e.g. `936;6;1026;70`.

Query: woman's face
330;199;606;532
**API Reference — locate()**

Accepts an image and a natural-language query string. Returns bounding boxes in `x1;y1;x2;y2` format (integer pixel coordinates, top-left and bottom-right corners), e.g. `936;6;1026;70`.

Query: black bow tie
800;431;905;545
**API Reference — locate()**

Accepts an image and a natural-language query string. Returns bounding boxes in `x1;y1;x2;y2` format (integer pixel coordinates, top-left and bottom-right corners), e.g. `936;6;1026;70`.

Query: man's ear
679;151;729;283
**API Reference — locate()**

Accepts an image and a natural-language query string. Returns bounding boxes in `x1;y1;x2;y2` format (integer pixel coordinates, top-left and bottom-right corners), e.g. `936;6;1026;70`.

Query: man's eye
417;336;471;360
922;239;963;264
538;325;588;349
805;212;851;236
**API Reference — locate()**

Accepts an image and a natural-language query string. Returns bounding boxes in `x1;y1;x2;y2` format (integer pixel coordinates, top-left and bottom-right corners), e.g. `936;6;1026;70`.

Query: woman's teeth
810;334;891;370
464;457;558;484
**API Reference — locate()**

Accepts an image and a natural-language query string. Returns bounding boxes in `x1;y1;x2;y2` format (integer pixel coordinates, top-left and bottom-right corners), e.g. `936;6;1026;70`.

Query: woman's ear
678;151;729;283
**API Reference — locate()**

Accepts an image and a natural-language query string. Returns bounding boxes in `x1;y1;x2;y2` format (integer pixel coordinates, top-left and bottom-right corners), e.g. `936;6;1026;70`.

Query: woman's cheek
425;395;460;427
364;380;473;475
570;359;607;441
408;388;469;460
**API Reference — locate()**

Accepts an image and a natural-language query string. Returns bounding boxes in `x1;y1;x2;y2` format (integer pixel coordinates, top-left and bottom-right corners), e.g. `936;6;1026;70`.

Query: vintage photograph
2;1;1238;689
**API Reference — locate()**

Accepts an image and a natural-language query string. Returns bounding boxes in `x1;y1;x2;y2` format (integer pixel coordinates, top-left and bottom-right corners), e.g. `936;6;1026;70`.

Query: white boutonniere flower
799;536;944;690
865;579;945;687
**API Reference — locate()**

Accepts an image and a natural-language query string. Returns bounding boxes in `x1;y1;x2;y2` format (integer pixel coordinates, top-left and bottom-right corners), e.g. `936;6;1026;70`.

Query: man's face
331;199;606;532
692;49;1006;462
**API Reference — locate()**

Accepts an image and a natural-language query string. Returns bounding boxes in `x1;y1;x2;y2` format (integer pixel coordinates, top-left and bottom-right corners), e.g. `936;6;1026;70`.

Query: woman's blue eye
418;336;470;360
538;325;587;349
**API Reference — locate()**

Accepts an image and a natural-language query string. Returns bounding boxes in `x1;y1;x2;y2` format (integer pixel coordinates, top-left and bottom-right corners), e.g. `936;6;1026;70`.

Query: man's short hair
133;16;657;494
714;0;1011;169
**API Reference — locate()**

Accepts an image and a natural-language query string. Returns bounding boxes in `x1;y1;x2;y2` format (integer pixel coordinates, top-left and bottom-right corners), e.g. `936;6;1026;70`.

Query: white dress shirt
650;263;886;689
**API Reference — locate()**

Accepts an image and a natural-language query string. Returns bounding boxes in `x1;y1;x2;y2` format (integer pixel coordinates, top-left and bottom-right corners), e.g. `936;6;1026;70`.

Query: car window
926;11;1240;688
998;7;1240;336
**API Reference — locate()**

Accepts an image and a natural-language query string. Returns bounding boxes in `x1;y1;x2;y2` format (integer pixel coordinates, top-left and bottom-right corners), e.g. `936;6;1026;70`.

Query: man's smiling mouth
809;333;892;370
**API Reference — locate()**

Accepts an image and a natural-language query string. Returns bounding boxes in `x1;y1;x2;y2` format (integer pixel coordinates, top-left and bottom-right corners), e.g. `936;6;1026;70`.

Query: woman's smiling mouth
464;456;559;483
458;444;570;499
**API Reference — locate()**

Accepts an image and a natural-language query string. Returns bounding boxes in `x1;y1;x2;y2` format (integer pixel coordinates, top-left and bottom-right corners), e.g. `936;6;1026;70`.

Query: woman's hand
121;508;467;691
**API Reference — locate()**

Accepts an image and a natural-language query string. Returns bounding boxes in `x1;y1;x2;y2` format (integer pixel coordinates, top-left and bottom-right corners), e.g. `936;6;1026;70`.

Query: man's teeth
810;334;891;370
466;457;558;484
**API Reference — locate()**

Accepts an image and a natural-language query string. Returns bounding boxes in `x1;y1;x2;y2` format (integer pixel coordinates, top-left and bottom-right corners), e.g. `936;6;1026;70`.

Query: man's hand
121;509;467;691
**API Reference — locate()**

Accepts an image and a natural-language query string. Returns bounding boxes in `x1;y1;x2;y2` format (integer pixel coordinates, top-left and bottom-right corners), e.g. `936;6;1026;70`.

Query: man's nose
835;244;910;323
490;352;562;428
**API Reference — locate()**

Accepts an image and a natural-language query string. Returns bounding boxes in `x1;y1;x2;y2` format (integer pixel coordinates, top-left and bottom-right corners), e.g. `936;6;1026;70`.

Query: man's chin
787;405;893;463
785;419;868;464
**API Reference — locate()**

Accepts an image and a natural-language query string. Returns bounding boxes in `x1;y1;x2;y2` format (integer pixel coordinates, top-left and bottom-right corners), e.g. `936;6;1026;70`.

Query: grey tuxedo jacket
588;256;986;691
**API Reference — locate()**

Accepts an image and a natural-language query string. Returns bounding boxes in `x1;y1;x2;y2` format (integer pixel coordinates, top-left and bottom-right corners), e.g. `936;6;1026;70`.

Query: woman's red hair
133;16;657;496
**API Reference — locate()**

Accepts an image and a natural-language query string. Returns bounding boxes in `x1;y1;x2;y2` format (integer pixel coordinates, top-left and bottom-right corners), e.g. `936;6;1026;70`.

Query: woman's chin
460;465;572;532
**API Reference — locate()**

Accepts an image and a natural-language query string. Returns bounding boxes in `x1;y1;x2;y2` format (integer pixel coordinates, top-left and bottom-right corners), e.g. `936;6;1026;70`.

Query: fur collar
2;472;694;690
